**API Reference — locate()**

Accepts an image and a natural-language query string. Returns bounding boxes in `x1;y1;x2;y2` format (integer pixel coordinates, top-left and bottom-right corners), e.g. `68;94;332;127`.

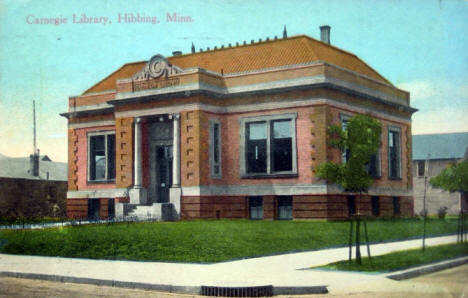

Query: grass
0;218;461;263
0;216;69;226
317;242;468;272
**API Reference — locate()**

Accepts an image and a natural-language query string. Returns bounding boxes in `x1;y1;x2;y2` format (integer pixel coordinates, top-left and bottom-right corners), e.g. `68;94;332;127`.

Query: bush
438;206;448;219
419;209;428;218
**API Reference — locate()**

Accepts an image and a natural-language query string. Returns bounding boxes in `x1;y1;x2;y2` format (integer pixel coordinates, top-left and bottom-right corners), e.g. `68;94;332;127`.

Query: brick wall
115;117;134;188
0;178;67;218
66;198;111;220
181;110;203;187
68;128;78;190
67;198;88;219
180;194;413;220
181;196;248;219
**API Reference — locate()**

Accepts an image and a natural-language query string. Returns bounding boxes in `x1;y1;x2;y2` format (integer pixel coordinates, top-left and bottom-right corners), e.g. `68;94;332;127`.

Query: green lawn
0;216;68;226
317;242;468;272
0;218;461;263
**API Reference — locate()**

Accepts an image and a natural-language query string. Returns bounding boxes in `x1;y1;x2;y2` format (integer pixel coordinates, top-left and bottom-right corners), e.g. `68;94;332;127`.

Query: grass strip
0;218;461;263
317;243;468;272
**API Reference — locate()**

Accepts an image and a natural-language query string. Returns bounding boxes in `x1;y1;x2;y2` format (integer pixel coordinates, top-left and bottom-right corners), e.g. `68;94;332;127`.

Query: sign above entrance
133;54;183;80
133;77;180;92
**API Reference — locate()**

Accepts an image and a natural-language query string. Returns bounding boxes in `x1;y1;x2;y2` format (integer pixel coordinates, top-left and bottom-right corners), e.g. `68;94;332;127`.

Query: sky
0;0;467;162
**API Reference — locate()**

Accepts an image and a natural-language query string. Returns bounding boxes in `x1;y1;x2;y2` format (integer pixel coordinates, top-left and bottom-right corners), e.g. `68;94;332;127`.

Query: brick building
62;27;415;220
0;153;67;218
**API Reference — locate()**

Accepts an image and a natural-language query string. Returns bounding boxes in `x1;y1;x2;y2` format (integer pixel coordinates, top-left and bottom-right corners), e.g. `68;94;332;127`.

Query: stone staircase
124;203;176;221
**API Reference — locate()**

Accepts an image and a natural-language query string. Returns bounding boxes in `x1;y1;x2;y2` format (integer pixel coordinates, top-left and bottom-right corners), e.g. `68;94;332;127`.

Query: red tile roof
83;35;391;95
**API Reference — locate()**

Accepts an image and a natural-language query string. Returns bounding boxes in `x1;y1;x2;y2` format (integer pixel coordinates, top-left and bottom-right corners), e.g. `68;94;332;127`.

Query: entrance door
156;145;173;203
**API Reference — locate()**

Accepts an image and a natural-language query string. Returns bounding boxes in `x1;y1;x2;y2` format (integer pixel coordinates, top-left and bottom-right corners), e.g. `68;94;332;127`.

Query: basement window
249;196;263;220
277;196;293;220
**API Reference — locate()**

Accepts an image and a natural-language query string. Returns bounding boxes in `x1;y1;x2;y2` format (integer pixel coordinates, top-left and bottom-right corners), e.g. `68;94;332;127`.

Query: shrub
438;206;448;219
419;209;428;218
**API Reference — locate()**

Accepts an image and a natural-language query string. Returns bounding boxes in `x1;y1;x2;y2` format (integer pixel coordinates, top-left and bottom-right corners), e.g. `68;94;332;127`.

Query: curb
0;271;328;296
386;256;468;280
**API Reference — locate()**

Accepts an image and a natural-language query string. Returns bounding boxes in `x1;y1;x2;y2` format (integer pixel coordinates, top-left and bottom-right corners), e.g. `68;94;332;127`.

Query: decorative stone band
113;73;414;112
181;184;413;197
115;97;412;125
66;185;412;199
67;188;129;199
68;120;115;129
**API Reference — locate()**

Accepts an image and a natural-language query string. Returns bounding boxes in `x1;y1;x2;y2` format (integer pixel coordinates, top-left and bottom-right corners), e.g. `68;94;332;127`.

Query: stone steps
125;203;175;221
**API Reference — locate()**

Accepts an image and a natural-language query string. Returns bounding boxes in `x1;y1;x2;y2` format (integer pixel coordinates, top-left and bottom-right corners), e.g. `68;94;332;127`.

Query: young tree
316;114;382;264
430;160;468;242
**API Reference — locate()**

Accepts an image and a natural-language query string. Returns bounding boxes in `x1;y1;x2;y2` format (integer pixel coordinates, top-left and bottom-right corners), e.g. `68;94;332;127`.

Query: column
134;117;143;188
129;116;147;204
169;113;181;220
172;113;180;187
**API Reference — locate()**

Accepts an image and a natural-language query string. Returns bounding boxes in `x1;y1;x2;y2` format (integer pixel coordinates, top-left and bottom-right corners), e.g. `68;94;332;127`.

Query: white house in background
412;132;468;215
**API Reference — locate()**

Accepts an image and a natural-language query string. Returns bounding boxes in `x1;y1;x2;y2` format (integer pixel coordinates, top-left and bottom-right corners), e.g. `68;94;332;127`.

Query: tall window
341;113;380;177
340;114;350;163
209;120;222;178
240;113;297;177
88;132;115;182
247;122;267;173
388;127;401;179
366;152;381;177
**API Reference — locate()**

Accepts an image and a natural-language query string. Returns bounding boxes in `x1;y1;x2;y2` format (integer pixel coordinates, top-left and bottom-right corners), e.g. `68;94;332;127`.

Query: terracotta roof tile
83;35;390;95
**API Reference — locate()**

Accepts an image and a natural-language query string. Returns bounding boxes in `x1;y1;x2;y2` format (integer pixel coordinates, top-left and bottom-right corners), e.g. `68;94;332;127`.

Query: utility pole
422;153;430;250
33;100;37;154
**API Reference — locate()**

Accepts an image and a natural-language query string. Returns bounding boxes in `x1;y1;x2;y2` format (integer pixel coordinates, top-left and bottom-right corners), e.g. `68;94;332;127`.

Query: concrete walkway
0;235;459;294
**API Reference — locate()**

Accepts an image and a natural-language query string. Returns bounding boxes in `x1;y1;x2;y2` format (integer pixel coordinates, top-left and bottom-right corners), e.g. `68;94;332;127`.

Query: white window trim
209;119;222;179
87;130;116;182
388;126;402;179
239;112;297;178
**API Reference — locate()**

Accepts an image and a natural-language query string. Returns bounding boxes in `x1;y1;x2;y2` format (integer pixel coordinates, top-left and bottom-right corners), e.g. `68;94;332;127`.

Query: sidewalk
0;235;459;295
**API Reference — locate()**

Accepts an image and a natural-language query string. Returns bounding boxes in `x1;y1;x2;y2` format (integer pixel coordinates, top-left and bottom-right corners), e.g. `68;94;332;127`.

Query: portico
126;112;181;218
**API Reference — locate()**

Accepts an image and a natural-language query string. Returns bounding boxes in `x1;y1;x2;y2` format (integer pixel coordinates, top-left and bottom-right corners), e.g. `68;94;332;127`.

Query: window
277;196;293;220
209;120;222;178
87;199;101;220
240;113;297;177
347;195;356;216
371;196;380;216
342;113;380;176
393;196;400;215
108;198;115;220
366;152;381;177
388;127;401;179
417;160;425;177
340;114;350;163
88;132;115;182
249;196;263;219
